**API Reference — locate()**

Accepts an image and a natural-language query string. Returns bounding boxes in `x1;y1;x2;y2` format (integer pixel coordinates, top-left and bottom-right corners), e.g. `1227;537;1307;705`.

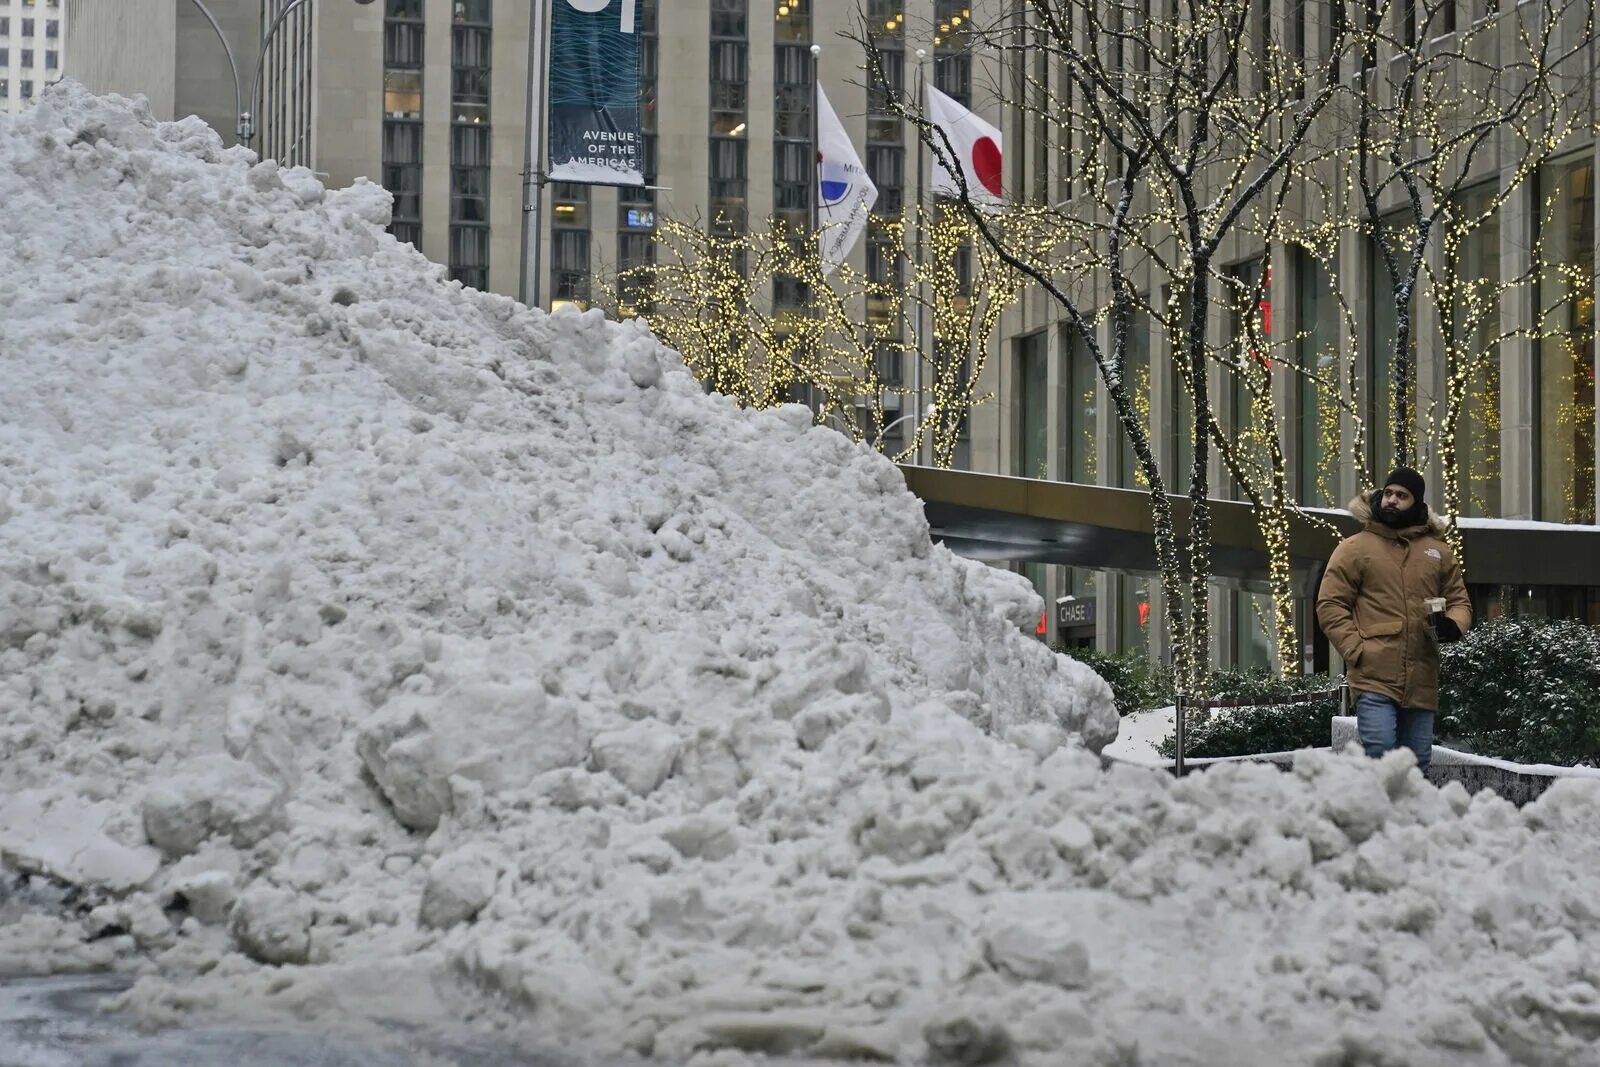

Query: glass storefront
1119;575;1152;656
1539;156;1597;525
1470;584;1600;628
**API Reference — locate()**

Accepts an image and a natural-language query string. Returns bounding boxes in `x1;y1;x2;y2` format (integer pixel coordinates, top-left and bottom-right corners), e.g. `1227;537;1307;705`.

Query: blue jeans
1354;692;1433;772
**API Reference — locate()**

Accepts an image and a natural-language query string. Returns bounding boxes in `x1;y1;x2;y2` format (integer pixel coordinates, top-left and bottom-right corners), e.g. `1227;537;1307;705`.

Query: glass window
21;79;33;99
0;49;8;65
382;120;422;164
552;230;592;301
1539;157;1597;524
1062;322;1097;485
552;182;590;228
450;124;490;166
1294;250;1339;506
21;48;33;66
1233;590;1273;669
452;0;491;22
386;0;423;18
0;80;8;99
46;19;58;38
774;0;808;42
21;19;33;36
383;70;422;119
1225;258;1269;500
1116;307;1152;489
868;46;904;117
1119;577;1153;656
1453;183;1502;517
1368;217;1411;479
45;50;56;69
452;25;491;69
382;163;421;224
450;166;488;223
0;19;9;35
711;0;747;38
384;22;424;68
1014;331;1049;479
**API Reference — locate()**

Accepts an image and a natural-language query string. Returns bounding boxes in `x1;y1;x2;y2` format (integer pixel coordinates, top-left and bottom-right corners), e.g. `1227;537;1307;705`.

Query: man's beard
1378;501;1424;527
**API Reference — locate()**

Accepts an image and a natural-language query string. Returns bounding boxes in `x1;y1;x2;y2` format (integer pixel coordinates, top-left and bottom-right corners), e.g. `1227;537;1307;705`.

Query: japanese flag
816;86;878;275
926;84;1004;205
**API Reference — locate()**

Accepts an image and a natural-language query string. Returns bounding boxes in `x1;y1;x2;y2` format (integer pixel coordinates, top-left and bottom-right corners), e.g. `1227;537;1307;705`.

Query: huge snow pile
4;85;1600;1067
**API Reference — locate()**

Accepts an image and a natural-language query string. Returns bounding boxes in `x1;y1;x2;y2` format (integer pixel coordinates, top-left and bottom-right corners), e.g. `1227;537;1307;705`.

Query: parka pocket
1360;620;1404;639
1356;619;1406;686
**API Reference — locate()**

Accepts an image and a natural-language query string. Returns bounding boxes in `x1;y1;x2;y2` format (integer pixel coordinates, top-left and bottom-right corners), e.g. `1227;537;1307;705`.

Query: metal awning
898;467;1600;593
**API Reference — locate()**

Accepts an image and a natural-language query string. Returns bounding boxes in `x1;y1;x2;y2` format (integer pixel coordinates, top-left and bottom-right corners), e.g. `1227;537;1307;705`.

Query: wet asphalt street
0;974;564;1067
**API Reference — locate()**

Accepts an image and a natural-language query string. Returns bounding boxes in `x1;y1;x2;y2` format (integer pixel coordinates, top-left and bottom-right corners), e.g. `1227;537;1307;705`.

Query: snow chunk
356;685;593;831
0;791;161;891
230;886;313;966
590;719;681;796
142;756;285;859
419;845;501;929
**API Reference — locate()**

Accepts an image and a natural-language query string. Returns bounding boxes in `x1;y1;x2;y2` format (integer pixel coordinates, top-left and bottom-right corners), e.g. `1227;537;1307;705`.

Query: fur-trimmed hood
1347;492;1449;537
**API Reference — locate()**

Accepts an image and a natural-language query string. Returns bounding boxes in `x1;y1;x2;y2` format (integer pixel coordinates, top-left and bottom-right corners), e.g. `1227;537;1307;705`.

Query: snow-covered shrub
1056;647;1175;716
1157;669;1339;758
1439;618;1600;767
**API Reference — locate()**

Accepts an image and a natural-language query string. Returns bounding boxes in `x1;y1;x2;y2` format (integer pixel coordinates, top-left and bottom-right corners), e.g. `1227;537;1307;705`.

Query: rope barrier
1190;688;1342;710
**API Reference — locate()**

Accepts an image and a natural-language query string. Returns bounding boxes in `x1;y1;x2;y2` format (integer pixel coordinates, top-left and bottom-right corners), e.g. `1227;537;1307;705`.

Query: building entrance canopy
898;467;1600;594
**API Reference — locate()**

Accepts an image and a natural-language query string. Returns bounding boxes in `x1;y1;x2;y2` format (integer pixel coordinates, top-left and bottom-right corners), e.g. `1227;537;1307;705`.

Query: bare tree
857;0;1349;689
1345;0;1596;493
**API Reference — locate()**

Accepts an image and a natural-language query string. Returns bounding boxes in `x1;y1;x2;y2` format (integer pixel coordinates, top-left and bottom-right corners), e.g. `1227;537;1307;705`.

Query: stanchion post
1337;677;1351;718
1174;692;1186;778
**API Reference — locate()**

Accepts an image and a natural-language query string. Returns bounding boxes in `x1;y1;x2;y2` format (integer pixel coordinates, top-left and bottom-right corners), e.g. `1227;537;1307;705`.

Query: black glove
1432;613;1462;643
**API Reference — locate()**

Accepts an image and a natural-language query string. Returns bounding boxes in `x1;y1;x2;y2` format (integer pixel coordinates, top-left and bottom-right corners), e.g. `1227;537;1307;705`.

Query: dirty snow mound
4;85;1600;1067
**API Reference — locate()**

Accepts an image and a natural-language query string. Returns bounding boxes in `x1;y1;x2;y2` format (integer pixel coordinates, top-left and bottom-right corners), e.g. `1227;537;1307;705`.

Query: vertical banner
547;0;645;186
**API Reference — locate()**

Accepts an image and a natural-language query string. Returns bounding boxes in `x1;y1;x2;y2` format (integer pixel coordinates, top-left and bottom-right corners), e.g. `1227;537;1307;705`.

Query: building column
1337;227;1365;503
1501;174;1538;519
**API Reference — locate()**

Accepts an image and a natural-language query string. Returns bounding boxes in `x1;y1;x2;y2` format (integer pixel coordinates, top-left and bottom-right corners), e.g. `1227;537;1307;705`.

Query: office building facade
1;0;64;114
979;2;1600;663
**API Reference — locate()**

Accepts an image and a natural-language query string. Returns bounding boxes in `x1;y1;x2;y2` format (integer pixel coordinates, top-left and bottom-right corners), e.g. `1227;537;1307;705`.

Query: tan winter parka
1315;495;1472;712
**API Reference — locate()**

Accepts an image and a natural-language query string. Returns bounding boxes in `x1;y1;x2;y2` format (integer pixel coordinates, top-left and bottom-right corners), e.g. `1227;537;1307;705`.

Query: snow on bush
2;85;1599;1066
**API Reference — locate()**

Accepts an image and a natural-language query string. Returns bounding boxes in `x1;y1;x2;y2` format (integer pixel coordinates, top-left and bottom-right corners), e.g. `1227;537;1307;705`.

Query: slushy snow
4;84;1600;1066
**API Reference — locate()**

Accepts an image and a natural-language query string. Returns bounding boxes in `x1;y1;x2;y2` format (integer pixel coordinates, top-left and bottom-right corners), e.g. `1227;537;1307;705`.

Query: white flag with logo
816;85;877;275
926;84;1004;205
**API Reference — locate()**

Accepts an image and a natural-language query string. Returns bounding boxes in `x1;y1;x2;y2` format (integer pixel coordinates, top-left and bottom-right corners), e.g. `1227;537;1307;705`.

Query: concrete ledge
1332;716;1600;805
1101;720;1600;807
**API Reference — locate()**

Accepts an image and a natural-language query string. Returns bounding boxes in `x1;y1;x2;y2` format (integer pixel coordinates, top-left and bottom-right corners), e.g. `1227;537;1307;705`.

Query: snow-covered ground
3;84;1600;1067
1100;706;1175;766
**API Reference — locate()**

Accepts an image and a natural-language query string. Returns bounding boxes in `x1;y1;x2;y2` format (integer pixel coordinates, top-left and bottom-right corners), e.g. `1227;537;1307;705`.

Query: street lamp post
875;403;937;457
187;0;375;147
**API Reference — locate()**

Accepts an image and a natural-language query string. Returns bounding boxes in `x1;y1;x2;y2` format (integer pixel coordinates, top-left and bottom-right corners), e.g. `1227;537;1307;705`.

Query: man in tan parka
1316;467;1472;772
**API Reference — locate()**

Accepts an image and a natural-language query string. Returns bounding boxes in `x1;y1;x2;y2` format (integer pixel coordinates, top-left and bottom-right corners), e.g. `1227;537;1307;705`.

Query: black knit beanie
1382;466;1426;505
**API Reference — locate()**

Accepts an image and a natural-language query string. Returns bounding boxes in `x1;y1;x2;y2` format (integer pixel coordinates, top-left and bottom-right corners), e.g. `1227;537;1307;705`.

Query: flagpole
912;47;929;466
810;43;822;237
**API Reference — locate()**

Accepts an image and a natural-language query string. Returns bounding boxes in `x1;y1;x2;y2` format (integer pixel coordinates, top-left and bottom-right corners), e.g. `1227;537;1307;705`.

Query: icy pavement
0;974;649;1067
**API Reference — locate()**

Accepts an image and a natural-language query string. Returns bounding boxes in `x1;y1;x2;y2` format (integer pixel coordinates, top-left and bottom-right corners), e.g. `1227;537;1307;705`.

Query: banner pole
810;43;822;238
519;0;553;309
